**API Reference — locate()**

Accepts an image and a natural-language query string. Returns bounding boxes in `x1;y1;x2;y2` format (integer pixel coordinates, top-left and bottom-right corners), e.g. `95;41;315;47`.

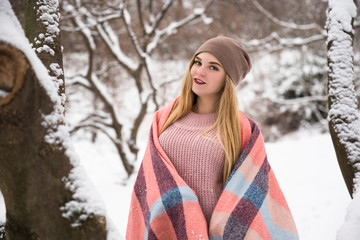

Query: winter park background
1;0;360;239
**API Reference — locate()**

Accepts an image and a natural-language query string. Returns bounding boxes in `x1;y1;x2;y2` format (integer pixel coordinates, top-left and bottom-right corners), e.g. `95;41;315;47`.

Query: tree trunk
327;0;360;197
0;41;107;239
24;0;65;104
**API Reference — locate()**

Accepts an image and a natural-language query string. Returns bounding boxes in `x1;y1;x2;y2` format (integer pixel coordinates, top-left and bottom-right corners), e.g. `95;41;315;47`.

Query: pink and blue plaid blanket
126;99;299;239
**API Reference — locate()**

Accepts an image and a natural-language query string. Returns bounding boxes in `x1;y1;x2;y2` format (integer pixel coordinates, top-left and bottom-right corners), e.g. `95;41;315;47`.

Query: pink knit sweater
159;111;225;225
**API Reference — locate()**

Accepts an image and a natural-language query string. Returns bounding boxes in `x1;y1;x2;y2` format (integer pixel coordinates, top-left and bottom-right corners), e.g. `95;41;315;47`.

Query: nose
197;65;206;76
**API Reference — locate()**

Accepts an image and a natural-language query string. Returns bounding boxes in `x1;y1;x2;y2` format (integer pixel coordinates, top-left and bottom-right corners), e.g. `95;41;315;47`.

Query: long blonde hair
160;56;242;186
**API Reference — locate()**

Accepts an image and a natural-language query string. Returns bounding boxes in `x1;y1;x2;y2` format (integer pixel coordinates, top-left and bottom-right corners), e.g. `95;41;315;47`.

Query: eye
194;60;202;66
210;65;219;71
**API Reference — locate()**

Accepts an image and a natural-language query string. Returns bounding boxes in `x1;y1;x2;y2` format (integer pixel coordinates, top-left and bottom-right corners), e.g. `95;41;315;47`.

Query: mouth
194;78;206;85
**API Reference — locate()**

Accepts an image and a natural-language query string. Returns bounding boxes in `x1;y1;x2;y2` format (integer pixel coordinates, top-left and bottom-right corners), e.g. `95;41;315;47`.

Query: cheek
215;75;226;89
190;66;196;77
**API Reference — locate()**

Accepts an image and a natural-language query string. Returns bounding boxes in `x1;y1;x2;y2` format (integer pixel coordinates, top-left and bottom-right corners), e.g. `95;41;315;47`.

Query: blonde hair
160;56;242;186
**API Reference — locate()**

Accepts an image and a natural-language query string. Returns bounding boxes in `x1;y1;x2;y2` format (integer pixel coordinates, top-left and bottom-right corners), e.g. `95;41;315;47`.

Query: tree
61;0;213;176
327;0;360;197
0;1;110;239
326;1;360;238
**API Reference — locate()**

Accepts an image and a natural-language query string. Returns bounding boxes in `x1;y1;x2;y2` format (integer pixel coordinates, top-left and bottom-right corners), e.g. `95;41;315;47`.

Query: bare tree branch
96;22;139;73
136;0;147;39
266;95;327;105
146;0;213;54
251;0;324;33
243;32;326;53
147;0;176;37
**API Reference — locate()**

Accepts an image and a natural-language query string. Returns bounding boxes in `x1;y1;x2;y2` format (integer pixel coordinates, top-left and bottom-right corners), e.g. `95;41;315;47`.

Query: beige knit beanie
194;36;252;85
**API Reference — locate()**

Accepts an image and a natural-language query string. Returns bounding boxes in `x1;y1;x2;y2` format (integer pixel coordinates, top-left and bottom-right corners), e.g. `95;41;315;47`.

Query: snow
337;191;360;240
123;8;131;24
0;90;10;98
34;0;61;56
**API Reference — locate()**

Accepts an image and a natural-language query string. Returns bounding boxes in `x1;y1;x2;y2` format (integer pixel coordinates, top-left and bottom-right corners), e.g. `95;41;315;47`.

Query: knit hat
194;36;251;85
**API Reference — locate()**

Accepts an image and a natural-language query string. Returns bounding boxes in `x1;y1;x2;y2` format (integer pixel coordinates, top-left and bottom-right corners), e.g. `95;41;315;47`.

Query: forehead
195;52;222;65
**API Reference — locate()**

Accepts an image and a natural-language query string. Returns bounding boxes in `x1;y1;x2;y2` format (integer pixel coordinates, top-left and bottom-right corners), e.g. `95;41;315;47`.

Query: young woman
126;36;299;240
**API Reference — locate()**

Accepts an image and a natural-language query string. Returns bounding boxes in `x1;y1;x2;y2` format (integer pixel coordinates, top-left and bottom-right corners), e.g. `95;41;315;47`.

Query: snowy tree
61;0;213;176
0;1;117;239
327;0;360;198
326;0;360;239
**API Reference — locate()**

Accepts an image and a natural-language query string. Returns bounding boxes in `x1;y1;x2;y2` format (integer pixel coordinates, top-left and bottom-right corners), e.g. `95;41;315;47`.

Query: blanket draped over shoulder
126;99;299;240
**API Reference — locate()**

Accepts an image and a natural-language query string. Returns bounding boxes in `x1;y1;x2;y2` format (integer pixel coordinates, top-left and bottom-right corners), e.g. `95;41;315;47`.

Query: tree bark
0;42;107;239
24;0;65;104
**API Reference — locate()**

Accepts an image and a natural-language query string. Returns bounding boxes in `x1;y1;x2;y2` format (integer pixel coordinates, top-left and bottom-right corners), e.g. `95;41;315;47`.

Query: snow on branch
266;95;327;105
146;0;213;54
64;4;96;51
251;0;324;33
146;0;175;36
244;32;326;53
66;74;92;90
120;5;147;59
96;22;139;72
64;2;139;73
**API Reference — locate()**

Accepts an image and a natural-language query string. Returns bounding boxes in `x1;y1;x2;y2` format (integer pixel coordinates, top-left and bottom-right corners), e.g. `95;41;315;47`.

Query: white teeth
195;78;205;84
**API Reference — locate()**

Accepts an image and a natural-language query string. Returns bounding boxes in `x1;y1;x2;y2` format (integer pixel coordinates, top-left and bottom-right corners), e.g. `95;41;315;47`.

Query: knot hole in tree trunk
0;43;28;107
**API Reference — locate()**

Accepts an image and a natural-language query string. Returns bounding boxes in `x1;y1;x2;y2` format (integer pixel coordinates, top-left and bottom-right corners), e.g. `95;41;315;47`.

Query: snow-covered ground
0;125;352;239
266;129;351;239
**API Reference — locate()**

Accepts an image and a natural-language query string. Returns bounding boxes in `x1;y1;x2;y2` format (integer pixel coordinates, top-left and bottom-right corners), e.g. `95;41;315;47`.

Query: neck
193;95;219;114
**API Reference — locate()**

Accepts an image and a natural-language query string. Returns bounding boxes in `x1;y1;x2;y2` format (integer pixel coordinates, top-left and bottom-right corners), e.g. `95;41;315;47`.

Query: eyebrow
195;56;223;68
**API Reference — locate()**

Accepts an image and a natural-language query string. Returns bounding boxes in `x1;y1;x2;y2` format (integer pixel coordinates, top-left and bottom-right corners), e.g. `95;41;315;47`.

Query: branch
96;21;139;73
266;95;327;105
136;0;147;38
251;0;324;33
61;10;123;32
147;0;176;36
120;6;147;59
78;113;112;127
66;2;125;143
243;32;326;53
70;123;115;142
66;74;92;90
146;0;213;54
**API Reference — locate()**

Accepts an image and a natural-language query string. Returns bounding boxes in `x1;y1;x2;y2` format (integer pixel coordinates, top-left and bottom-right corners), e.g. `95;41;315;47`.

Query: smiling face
190;52;226;101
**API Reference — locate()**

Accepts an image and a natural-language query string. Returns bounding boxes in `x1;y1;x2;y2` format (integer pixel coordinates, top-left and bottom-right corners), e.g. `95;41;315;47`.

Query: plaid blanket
126;99;299;240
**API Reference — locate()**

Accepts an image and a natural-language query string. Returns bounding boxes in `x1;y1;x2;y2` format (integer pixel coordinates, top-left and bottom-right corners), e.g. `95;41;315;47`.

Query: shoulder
237;111;263;150
152;98;179;134
155;98;178;120
238;111;260;130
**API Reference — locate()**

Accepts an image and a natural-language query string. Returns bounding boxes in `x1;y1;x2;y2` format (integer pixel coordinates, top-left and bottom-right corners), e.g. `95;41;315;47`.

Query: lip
194;78;206;85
